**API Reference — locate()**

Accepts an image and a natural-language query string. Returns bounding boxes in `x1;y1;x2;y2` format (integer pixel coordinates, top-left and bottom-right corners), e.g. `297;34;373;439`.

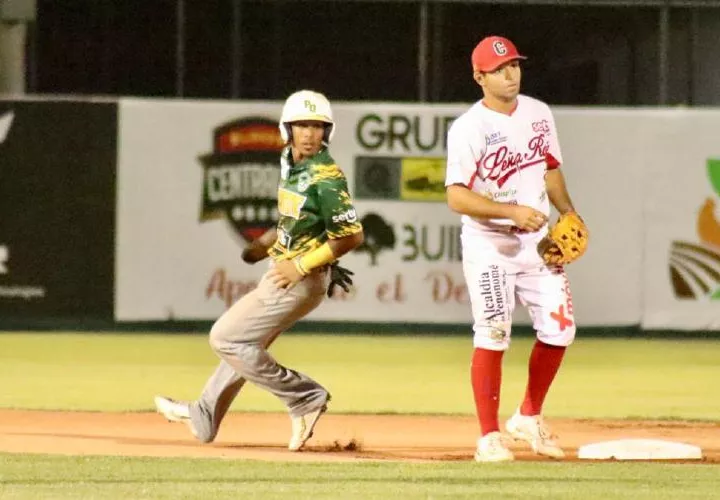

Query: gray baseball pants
188;266;330;443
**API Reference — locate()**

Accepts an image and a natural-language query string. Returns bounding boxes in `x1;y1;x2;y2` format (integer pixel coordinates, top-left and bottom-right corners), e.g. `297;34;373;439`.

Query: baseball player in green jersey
155;90;364;451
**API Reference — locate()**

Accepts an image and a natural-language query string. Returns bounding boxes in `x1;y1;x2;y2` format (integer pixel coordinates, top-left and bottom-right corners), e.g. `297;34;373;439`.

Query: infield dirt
0;410;717;463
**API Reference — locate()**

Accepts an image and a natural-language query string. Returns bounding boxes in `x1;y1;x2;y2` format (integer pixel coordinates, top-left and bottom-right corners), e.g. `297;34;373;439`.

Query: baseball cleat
505;410;565;459
154;395;199;439
474;431;515;462
288;402;329;452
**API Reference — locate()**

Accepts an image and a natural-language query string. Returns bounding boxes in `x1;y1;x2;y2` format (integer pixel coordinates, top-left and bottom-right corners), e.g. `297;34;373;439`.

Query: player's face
290;120;326;160
476;60;522;102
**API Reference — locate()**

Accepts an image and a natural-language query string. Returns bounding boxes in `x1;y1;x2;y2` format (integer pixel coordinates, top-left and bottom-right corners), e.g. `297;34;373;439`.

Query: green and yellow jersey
269;146;362;261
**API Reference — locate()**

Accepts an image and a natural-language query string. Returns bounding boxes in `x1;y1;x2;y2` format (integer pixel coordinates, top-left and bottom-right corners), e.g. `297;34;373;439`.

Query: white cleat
505;410;565;459
474;431;515;462
154;395;199;439
154;396;190;421
288;405;327;452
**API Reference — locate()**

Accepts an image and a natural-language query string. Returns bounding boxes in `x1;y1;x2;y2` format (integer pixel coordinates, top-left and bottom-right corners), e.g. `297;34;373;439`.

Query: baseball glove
537;212;589;266
327;261;354;297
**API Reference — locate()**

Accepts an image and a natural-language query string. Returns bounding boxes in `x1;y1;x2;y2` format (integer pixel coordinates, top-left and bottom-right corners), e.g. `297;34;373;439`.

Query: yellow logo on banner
400;157;446;202
277;188;307;219
670;158;720;300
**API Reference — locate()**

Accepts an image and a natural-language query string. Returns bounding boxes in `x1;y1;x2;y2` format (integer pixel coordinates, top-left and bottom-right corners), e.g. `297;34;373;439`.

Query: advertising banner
2;98;714;329
115;99;471;323
641;111;720;330
0;99;117;320
115;99;646;326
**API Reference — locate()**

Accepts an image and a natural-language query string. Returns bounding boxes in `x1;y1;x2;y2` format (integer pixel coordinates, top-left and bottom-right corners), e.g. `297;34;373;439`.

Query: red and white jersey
445;94;562;240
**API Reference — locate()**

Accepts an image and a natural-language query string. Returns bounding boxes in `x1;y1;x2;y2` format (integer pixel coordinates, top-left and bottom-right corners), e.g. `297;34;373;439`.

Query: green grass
0;333;719;419
1;333;719;499
1;453;719;500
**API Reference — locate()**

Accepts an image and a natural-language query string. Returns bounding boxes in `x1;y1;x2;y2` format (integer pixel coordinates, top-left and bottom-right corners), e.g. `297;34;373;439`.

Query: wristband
298;242;335;274
293;257;310;277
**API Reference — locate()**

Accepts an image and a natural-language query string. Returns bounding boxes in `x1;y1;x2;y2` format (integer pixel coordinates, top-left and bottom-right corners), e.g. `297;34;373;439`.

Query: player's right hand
510;205;548;232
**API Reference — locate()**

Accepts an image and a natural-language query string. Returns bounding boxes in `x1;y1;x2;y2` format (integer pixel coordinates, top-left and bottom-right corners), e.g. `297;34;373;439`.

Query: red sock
520;340;566;416
471;347;504;436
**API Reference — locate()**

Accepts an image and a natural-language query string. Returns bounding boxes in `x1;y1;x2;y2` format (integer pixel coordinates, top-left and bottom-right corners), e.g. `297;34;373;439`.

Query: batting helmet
279;90;335;144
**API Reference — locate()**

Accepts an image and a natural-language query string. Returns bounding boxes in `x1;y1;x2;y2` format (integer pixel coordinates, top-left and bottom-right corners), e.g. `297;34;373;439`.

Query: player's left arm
541;168;590;266
545;169;576;215
543;110;576;215
305;172;364;267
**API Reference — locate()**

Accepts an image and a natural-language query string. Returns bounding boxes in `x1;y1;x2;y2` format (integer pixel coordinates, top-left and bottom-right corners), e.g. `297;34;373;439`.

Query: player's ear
473;70;484;87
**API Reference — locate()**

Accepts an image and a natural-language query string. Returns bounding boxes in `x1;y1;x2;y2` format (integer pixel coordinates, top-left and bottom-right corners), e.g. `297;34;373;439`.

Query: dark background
26;1;710;105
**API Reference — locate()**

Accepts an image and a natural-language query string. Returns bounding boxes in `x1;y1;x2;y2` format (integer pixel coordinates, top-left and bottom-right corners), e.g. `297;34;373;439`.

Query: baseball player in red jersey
444;36;584;462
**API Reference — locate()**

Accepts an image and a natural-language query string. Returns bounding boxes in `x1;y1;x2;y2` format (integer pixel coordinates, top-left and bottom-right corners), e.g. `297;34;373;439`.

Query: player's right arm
241;227;278;264
444;121;546;232
446;185;545;232
446;185;511;219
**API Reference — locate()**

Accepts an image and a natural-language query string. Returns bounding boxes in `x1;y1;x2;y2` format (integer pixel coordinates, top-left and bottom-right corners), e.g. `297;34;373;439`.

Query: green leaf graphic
707;159;720;196
711;287;720;300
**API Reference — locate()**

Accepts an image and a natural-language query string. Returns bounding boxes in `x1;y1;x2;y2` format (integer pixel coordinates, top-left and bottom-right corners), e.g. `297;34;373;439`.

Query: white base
578;439;703;460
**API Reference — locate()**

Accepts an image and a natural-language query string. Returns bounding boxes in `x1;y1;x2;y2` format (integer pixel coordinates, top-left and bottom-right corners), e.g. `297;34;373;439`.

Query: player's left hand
538;212;589;266
327;262;354;297
268;260;305;289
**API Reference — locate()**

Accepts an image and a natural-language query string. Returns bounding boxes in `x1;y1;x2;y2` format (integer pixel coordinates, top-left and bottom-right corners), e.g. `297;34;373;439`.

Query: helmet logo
492;40;508;56
279;90;334;143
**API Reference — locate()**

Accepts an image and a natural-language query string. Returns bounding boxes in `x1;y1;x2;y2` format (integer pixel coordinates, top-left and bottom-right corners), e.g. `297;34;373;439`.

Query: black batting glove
327;262;354;297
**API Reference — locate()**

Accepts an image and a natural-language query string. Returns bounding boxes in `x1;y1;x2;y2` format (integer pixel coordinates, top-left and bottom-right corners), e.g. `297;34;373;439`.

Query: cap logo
304;100;317;113
492;40;508;56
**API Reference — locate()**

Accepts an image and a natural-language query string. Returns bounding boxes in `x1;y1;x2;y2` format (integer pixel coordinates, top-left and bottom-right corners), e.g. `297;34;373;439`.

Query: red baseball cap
471;36;527;72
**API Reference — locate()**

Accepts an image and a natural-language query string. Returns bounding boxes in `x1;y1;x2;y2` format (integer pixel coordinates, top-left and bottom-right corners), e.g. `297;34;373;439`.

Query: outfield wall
1;97;719;331
0;99;117;323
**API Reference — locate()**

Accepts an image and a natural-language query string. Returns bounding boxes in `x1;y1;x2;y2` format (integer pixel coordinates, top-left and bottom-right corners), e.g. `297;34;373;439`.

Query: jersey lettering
445;95;562;233
277;188;307;219
482;133;550;187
